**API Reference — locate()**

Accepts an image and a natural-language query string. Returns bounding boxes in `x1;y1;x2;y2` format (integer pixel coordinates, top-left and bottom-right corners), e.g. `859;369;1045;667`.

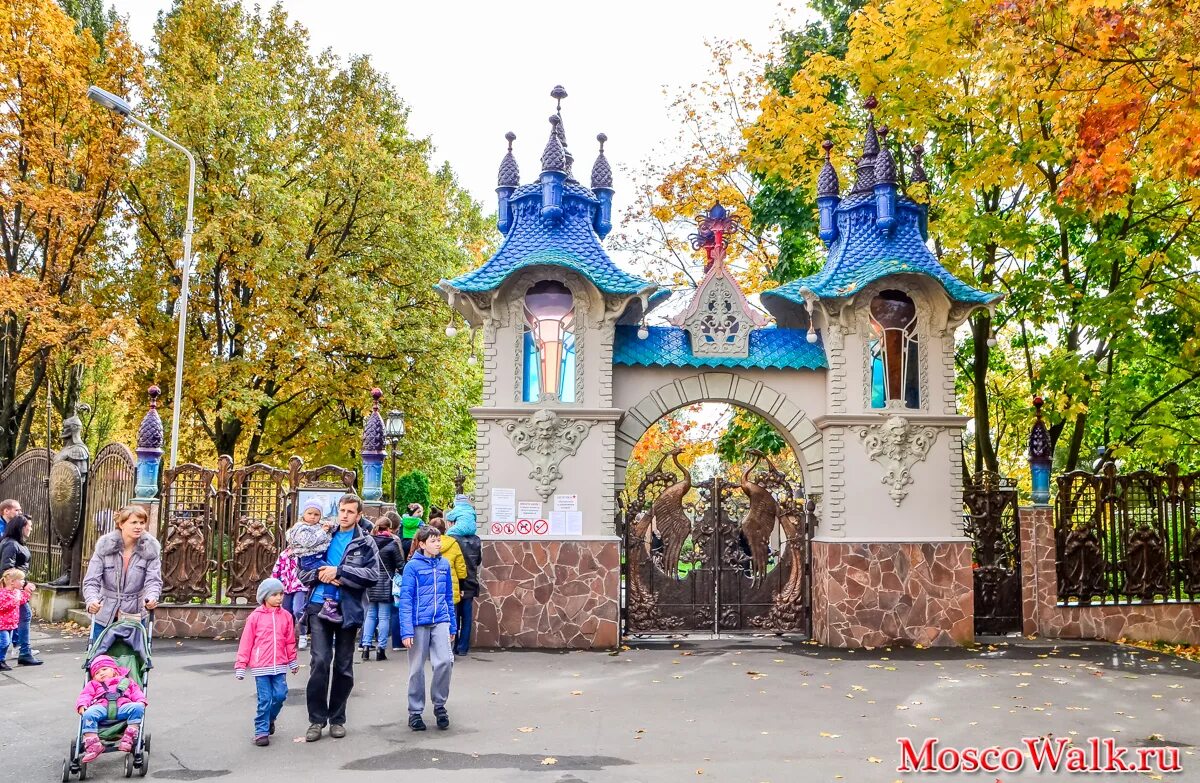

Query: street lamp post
88;86;196;472
384;409;406;503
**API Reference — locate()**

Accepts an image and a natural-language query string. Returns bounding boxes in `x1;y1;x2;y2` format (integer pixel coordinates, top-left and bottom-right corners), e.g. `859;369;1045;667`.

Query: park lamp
88;85;197;472
384;409;406;442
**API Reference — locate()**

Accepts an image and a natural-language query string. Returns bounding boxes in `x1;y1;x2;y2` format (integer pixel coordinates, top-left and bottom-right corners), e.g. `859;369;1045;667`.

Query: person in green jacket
400;504;424;549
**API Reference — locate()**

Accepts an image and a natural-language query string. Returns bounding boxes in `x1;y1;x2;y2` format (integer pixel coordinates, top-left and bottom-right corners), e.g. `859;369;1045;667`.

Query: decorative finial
1029;395;1052;504
551;84;568;111
497;131;519;188
540;115;567;173
362;388;385;454
864;94;878;111
817;139;840;198
590;133;613;190
137;385;165;451
910;142;928;184
874;125;897;185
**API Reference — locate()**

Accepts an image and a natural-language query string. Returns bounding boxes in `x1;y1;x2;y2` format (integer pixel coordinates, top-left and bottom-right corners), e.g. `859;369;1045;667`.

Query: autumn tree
746;0;1200;475
0;0;143;462
120;0;488;488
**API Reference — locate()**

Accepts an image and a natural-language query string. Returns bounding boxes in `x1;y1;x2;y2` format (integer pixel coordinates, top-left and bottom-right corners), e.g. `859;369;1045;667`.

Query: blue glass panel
522;330;540;402
904;340;920;408
560;331;576;403
869;339;885;408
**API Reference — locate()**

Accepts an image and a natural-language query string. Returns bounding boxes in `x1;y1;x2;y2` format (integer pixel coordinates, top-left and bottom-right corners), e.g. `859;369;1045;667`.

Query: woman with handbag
82;505;162;643
360;518;403;661
0;514;40;665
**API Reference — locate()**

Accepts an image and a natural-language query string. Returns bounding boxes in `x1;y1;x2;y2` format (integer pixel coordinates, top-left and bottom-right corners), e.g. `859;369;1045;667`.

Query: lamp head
384;409;406;440
87;86;132;117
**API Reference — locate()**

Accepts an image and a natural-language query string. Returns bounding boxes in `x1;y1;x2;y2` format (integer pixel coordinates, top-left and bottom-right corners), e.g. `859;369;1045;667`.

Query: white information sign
490;488;516;523
553;494;578;512
517;501;543;520
549;510;583;535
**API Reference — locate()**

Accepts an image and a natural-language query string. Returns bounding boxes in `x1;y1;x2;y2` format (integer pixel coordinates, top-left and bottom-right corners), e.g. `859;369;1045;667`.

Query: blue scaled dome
438;87;659;300
761;97;1000;320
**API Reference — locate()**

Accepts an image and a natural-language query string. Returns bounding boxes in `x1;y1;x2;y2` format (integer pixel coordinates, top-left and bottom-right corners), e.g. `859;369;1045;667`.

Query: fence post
133;386;166;538
361;388;385;502
1029;396;1052;506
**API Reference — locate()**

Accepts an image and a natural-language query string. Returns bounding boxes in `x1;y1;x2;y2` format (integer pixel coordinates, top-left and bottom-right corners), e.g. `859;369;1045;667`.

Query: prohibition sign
533;519;549;535
517;519;532;535
490;523;503;536
503;522;516;535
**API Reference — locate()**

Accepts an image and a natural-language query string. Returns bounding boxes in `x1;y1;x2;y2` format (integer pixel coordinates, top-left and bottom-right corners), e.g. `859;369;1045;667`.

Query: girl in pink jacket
0;567;31;671
76;654;147;761
235;578;298;746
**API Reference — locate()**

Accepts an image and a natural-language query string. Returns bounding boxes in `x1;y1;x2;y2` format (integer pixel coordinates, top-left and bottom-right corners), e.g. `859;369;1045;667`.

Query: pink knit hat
89;655;120;676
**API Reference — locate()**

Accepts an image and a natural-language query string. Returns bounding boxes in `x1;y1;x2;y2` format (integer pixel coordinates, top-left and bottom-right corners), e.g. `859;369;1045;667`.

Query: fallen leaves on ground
541;757;557;765
517;726;536;733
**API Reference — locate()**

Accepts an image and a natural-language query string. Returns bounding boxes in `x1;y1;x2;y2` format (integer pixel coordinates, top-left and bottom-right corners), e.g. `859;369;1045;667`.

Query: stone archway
613;371;824;498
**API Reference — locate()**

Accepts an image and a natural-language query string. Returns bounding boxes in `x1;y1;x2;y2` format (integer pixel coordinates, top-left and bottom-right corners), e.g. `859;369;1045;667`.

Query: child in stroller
77;655;146;759
65;618;153;780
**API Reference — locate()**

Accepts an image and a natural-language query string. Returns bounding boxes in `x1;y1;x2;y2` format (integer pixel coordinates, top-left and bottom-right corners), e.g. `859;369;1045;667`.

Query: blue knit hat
256;577;285;605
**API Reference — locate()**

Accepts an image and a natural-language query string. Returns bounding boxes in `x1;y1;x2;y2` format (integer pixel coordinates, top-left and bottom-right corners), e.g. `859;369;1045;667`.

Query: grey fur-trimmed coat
82;531;163;627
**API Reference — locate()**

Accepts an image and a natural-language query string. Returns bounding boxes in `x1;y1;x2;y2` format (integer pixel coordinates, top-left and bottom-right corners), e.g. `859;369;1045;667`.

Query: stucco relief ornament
856;415;939;506
501;408;593;500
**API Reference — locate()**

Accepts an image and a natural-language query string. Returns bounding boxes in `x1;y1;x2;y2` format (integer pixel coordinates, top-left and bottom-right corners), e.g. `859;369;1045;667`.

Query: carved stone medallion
854;415;939;506
500;408;593;499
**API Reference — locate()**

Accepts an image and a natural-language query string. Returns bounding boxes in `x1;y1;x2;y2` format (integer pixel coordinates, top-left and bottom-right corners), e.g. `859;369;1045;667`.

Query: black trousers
306;610;359;726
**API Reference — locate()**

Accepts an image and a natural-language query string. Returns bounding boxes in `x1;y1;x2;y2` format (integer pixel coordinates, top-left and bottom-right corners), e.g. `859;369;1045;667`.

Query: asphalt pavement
3;622;1198;782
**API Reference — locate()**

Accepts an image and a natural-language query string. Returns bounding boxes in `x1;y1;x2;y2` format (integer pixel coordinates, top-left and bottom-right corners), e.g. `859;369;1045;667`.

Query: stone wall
153;605;254;639
811;539;973;647
473;538;619;649
1019;506;1200;645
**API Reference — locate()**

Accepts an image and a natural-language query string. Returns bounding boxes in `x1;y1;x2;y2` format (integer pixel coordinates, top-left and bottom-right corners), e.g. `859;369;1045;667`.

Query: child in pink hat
76;654;147;762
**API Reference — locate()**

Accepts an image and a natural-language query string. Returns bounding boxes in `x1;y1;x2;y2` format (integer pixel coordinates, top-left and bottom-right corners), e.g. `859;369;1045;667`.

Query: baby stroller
63;617;153;780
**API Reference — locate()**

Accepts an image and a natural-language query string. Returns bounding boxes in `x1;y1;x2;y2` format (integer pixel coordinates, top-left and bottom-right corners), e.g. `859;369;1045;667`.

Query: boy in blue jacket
398;525;457;731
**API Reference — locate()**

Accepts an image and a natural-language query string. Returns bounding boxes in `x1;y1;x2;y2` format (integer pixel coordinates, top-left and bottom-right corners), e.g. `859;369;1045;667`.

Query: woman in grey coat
82;505;162;643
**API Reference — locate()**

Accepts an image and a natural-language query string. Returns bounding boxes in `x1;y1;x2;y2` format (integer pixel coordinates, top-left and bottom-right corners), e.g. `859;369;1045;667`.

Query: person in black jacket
0;514;40;666
361;518;402;661
297;494;379;742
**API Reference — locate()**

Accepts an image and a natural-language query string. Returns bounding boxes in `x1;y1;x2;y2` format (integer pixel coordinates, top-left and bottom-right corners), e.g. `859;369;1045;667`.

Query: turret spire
590;133;613;190
874;125;897;185
497;131;519;188
850;95;881;195
540;115;567;173
816;139;839;198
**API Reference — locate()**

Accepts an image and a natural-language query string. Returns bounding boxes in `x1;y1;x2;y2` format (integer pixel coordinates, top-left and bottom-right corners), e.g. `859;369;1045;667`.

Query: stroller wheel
137;751;149;778
124;754;134;778
61;758;71;782
78;762;88;781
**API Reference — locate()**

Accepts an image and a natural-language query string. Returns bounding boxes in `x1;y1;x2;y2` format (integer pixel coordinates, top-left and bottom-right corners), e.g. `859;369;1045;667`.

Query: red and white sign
516;519;532;535
533;518;549;535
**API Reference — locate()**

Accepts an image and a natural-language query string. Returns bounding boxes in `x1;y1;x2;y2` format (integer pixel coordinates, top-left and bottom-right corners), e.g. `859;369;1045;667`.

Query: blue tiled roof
442;182;656;296
761;196;1000;311
613;325;827;370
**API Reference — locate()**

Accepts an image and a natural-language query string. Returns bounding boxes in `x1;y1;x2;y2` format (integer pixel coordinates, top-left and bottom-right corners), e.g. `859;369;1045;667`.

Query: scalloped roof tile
613;325;827;370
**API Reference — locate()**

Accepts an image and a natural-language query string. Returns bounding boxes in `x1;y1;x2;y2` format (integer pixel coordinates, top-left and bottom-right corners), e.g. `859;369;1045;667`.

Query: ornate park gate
622;449;814;636
964;471;1022;634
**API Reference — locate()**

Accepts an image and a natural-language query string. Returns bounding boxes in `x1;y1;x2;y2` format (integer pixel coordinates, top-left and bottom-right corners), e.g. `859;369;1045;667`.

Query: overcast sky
109;0;798;209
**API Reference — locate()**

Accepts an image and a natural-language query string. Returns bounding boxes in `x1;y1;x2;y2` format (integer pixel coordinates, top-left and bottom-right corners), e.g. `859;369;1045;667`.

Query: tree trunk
971;312;999;475
1064;411;1088;472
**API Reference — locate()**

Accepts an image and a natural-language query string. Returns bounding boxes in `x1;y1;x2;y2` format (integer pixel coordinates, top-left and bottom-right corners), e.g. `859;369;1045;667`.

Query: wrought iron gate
160;456;355;604
622;448;814;635
964;471;1022;634
0;448;52;581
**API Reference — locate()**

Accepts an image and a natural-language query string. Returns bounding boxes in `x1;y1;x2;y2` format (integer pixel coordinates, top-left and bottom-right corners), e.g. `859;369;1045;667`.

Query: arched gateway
437;87;999;649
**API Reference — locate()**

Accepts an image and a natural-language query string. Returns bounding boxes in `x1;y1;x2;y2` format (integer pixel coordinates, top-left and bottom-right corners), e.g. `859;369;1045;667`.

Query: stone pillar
811;539;973;647
1018;505;1055;637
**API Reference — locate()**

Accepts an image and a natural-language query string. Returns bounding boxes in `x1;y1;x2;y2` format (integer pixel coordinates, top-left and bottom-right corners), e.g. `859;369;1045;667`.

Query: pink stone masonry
811;541;973;648
473;539;620;650
153;605;254;639
1019;506;1200;645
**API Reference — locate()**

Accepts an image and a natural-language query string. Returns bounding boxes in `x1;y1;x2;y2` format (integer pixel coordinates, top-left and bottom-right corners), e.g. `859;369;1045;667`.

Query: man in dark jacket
298;494;379;742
